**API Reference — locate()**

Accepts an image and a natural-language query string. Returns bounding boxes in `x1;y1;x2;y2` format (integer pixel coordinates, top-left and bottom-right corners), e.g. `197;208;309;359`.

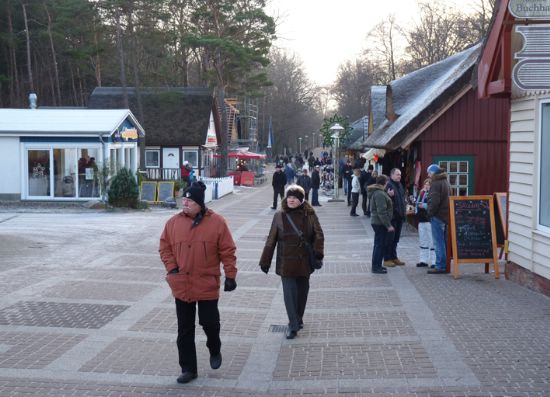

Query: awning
215;150;266;160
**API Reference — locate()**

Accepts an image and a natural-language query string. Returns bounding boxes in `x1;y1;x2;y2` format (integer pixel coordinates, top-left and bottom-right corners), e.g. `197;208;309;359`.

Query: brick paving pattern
0;178;549;396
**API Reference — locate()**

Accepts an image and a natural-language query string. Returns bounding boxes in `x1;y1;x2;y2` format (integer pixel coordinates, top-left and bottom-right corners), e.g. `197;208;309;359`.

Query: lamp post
298;137;302;154
328;123;345;202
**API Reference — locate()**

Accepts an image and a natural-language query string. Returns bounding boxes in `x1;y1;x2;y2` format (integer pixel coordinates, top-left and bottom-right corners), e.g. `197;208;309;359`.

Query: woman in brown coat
259;184;324;339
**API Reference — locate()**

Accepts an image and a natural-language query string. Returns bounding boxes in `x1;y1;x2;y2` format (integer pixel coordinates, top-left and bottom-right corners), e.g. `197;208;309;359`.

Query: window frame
432;155;475;196
145;149;160;168
538;99;550;234
182;148;199;168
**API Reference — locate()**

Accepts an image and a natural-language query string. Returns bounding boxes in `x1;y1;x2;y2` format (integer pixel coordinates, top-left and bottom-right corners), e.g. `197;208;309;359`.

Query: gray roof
369;86;387;131
365;43;482;150
88;87;215;146
342;116;369;151
0;108;143;136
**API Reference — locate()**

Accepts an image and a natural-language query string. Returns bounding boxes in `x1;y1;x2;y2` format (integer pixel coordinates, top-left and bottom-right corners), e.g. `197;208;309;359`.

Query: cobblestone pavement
0;178;549;396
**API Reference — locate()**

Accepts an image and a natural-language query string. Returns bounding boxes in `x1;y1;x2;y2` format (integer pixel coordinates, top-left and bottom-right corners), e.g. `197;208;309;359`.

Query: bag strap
284;213;304;240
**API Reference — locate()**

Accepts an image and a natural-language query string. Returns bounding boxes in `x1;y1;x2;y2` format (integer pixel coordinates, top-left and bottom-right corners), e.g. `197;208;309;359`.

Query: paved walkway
0;179;549;396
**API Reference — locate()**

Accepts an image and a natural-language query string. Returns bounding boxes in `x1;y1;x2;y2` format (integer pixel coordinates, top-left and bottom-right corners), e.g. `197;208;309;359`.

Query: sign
85;168;94;180
157;181;174;202
204;112;218;147
512;25;550;90
509;0;550;19
494;192;509;248
140;181;157;203
449;196;499;279
121;128;138;141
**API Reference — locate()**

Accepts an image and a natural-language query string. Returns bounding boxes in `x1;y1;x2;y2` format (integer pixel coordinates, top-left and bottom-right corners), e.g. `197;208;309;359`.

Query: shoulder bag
284;213;323;270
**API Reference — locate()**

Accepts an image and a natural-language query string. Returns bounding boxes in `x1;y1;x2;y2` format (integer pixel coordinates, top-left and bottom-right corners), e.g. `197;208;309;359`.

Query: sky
265;0;475;86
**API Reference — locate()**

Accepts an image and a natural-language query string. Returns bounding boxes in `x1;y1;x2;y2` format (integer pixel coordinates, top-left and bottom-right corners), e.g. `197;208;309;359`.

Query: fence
145;168;180;181
198;176;234;199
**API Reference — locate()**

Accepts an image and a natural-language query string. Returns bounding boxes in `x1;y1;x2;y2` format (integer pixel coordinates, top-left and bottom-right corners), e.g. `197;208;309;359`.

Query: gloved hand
224;278;237;292
168;267;179;274
260;265;269;274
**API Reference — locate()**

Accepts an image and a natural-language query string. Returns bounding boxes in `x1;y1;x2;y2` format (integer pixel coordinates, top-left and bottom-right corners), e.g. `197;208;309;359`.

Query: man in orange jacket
159;181;237;384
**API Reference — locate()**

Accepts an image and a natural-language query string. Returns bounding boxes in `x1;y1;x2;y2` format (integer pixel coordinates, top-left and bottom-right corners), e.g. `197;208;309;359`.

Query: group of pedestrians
368;164;451;275
157;162;449;385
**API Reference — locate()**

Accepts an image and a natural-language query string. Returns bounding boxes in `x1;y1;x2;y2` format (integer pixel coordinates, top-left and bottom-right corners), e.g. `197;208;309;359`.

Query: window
433;156;474;196
145;150;160;168
183;150;198;168
540;102;550;230
28;150;50;197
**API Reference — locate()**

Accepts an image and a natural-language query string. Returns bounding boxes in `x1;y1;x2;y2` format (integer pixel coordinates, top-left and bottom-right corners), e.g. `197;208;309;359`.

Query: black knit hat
285;184;305;202
183;181;206;209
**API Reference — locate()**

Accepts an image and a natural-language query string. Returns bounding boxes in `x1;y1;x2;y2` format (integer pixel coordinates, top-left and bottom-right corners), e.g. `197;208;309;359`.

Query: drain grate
268;324;287;333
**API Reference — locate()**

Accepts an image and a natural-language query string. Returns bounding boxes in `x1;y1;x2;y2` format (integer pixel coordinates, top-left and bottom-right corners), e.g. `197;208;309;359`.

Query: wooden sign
157;181;174;202
494;192;508;246
449;196;499;279
140;181;157;203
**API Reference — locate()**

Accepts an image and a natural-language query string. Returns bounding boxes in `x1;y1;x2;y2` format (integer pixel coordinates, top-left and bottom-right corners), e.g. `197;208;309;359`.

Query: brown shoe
393;258;405;266
383;260;396;267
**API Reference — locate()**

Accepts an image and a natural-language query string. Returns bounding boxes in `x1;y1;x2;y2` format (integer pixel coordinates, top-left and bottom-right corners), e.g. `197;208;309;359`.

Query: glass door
27;149;51;197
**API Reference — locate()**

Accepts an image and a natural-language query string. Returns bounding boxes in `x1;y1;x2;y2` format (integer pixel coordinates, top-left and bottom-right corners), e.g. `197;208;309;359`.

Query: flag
267;116;273;149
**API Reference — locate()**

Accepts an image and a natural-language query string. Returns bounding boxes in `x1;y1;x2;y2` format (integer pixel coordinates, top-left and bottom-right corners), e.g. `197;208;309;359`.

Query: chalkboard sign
140;181;157;203
157;181;174;202
449;196;499;279
494;192;508;245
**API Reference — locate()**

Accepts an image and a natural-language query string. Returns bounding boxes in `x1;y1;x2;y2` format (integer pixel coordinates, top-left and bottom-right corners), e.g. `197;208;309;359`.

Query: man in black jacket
360;163;374;216
384;168;406;267
271;164;287;209
311;165;322;206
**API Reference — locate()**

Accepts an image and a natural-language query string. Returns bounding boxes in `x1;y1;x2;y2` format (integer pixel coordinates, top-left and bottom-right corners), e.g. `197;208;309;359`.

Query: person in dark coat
297;169;312;202
360;164;374;216
427;164;451;274
271;164;287;209
342;159;353;205
311;165;322;206
259;185;324;339
368;174;395;274
384;168;406;267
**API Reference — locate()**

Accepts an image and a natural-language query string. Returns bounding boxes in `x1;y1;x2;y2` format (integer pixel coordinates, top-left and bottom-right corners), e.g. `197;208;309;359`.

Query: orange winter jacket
159;209;237;302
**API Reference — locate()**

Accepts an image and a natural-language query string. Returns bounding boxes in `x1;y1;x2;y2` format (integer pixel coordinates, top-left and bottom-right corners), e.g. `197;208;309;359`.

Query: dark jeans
273;187;284;208
384;218;403;261
361;193;368;215
372;224;391;270
346;178;352;204
350;192;359;215
281;277;310;331
311;188;320;205
305;191;309;202
175;298;221;373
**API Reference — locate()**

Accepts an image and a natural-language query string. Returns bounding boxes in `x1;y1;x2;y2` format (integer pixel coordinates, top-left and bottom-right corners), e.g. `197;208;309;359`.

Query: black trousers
281;276;310;332
350;192;359;215
361;193;368;215
372;224;391;270
273;187;284;208
175;298;221;373
384;218;403;261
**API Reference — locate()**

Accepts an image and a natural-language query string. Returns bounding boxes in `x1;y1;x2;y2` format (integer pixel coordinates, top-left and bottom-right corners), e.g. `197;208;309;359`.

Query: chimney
385;85;398;122
29;93;37;109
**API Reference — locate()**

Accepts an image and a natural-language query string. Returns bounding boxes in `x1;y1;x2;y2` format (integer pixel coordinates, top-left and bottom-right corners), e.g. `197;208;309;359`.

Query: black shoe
177;371;198;384
372;268;387;274
416;262;428;267
270;206;276;209
210;353;222;370
427;268;446;274
285;329;297;339
350;213;359;217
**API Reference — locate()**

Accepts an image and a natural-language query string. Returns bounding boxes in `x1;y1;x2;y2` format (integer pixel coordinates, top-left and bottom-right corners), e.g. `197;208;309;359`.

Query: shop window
432;156;474;196
183;150;198;168
540;102;550;231
78;148;100;198
54;148;77;198
145;150;160;168
28;150;50;197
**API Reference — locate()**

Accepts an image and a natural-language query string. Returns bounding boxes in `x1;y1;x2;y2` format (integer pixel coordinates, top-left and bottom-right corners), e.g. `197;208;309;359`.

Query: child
415;178;434;267
350;168;361;217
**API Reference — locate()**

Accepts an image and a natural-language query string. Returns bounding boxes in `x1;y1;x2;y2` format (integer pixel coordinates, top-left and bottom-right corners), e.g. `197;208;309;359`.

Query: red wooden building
365;44;510;197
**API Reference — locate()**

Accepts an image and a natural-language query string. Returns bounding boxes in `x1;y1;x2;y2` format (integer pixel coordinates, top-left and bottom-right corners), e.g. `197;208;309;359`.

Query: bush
108;168;140;208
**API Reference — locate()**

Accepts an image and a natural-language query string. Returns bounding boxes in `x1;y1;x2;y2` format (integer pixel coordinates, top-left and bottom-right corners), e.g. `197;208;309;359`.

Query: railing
145;168;180;181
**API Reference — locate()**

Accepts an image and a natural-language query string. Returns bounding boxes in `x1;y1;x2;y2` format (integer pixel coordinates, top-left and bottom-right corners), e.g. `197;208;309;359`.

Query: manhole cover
268;324;287;333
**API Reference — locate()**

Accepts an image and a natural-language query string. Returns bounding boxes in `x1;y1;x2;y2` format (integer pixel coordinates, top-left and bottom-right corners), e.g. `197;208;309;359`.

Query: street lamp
298;137;302;154
328;123;345;202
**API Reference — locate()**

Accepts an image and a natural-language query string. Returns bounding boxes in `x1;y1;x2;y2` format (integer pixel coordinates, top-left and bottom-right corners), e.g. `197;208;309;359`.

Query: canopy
215;150;266;159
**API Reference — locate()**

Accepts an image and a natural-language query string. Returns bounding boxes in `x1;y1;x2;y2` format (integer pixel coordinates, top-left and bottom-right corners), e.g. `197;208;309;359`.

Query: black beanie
285;185;305;202
183;181;206;209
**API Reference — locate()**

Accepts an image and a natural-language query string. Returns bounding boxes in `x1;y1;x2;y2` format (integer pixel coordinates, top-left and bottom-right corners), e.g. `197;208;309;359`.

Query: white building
0;108;144;201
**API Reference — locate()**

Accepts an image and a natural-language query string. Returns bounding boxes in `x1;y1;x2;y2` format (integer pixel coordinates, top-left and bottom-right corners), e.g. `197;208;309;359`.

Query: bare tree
365;14;402;82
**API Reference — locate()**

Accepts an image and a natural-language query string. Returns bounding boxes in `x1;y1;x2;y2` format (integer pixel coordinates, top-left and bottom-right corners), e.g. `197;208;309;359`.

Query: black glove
260;265;269;274
168;267;179;274
224;278;237;292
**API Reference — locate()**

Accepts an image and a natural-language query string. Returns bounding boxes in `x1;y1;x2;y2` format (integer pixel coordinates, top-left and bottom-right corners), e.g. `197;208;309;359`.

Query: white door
162;148;180;169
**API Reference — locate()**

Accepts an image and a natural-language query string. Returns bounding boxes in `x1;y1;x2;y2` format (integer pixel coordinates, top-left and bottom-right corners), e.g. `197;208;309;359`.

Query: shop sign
512;25;550;90
509;0;550;19
121;128;138;140
204;112;217;147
